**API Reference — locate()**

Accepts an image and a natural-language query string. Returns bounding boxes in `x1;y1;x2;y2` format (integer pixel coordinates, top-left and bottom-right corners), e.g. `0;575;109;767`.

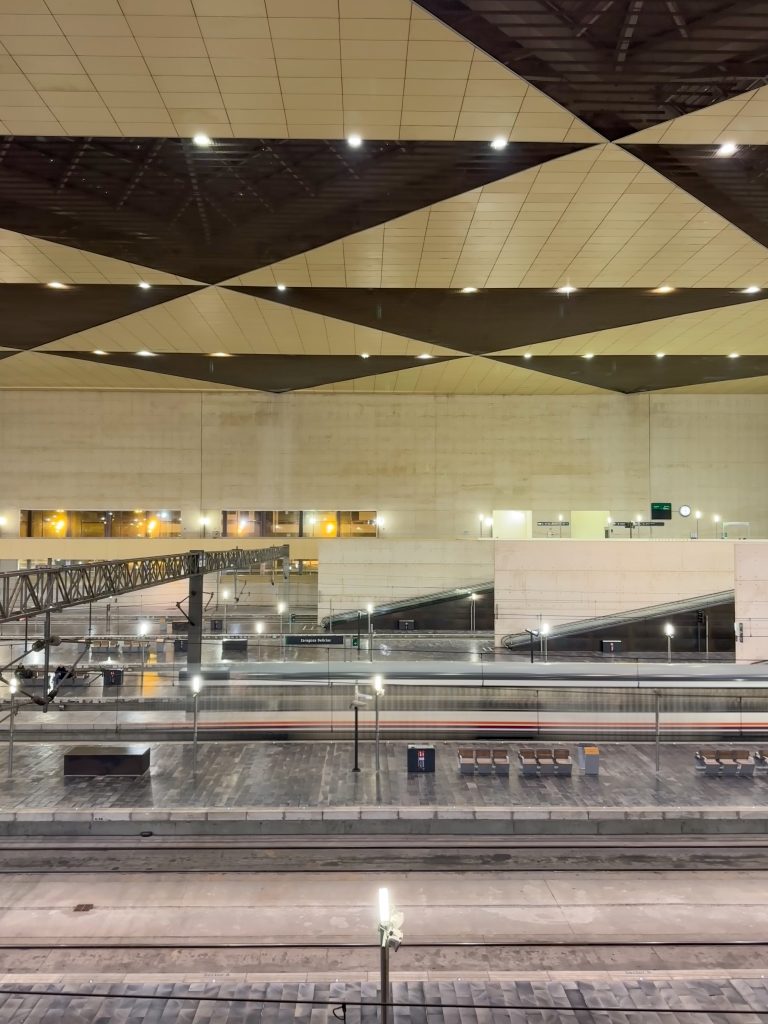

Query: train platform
0;741;767;835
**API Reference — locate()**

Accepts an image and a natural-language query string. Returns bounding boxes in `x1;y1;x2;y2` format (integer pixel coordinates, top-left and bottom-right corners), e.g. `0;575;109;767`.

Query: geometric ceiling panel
418;0;768;141
231;286;767;356
621;85;768;145
0;283;203;351
0;136;590;283
49;351;457;393
0;1;599;144
496;354;768;393
231;144;768;289
307;353;607;395
0;350;234;390
622;143;768;251
36;288;459;359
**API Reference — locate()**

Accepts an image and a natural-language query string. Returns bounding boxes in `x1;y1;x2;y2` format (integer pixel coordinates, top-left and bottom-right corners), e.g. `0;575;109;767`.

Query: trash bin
600;639;621;654
576;743;600;775
102;668;123;687
407;744;435;773
399;619;415;631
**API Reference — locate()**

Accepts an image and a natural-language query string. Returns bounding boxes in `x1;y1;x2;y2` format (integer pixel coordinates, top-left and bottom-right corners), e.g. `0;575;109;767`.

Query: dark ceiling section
623;143;768;249
497;354;768;393
52;352;456;392
0;284;202;350
232;287;766;355
0;137;589;284
416;0;768;140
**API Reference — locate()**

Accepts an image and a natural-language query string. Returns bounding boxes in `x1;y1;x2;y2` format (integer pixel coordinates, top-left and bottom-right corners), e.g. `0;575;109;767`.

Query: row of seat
695;749;754;777
519;748;573;777
457;748;510;775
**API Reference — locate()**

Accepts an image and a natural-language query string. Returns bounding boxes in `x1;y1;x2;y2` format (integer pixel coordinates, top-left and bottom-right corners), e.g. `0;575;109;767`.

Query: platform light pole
541;622;550;663
663;622;675;664
713;513;721;539
378;887;403;1024
350;686;371;773
373;674;384;772
255;621;263;661
524;628;539;664
469;592;478;632
191;675;202;770
8;679;16;779
695;510;702;539
367;602;374;662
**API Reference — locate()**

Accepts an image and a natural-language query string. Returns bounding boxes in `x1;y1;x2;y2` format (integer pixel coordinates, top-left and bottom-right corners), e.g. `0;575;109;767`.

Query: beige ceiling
0;348;237;387
623;86;768;146
227;143;768;290
0;0;599;142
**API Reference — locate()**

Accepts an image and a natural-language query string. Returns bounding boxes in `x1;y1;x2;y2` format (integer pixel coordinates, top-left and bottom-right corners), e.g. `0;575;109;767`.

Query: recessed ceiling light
656;352;665;359
557;285;576;295
461;286;478;293
193;133;212;147
210;351;230;357
728;352;740;358
137;350;154;357
523;352;532;359
417;353;432;359
276;283;286;291
490;136;508;150
93;349;106;356
583;352;594;360
716;141;738;157
347;133;362;148
360;352;370;359
654;285;674;293
138;281;150;290
743;285;761;294
47;281;66;289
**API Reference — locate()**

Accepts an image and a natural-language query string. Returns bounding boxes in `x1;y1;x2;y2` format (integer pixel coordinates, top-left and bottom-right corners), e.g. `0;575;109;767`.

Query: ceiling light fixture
461;286;478;293
47;281;66;289
654;285;674;293
490;136;508;150
93;349;106;356
347;133;362;148
210;351;230;357
523;352;532;359
583;352;594;360
743;285;761;294
557;285;576;295
417;353;432;359
656;352;665;359
138;281;150;290
728;352;740;358
193;133;212;147
360;352;370;359
716;141;738;157
137;350;154;357
276;284;286;291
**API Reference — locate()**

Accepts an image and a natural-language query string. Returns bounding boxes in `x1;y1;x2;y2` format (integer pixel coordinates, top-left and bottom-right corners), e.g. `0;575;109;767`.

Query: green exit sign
651;502;672;520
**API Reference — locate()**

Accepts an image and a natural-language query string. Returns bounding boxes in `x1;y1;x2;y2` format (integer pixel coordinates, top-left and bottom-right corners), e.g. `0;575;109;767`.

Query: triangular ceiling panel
230;286;765;356
0;350;235;390
622;86;768;145
51;352;458;393
417;0;768;141
0;136;590;284
229;144;768;289
496;354;768;393
0;284;204;351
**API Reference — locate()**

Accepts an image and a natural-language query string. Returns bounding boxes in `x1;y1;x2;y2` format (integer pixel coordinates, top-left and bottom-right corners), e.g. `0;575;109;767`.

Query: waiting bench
518;748;573;777
695;749;754;778
457;747;510;776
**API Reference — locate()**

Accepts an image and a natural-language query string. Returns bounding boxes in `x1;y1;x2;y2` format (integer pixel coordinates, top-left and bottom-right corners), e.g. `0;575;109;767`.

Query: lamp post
378;887;403;1024
277;601;286;635
695;510;702;539
8;678;16;779
541;622;550;663
350;686;371;773
469;592;478;632
477;513;485;538
190;674;201;775
255;621;263;661
367;602;374;663
199;515;208;539
663;622;675;664
524;628;539;664
713;514;721;539
373;674;384;772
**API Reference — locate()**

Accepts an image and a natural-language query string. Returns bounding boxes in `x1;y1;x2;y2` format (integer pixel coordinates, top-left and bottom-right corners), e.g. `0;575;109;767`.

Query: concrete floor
1;869;766;945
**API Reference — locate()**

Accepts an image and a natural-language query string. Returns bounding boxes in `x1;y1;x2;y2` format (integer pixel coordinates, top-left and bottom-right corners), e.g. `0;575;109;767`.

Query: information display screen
651;502;672;520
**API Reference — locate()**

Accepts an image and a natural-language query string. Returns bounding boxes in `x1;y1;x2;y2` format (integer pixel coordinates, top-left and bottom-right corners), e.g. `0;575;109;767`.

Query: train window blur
20;510;182;539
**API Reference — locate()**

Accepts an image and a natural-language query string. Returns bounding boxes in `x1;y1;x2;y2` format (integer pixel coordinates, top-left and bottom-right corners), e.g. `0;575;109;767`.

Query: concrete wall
1;390;768;541
734;543;768;663
317;539;493;618
495;539;735;639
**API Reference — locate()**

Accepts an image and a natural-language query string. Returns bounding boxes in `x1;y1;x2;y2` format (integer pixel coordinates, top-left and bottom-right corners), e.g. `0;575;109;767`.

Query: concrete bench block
322;809;360;820
245;809;285;821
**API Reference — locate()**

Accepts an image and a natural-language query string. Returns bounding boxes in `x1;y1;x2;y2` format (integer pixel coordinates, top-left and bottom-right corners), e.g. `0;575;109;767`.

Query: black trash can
102;668;124;687
407;744;435;773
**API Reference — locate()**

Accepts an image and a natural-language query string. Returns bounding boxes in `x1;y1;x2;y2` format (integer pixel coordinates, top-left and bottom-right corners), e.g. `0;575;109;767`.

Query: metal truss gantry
0;546;289;624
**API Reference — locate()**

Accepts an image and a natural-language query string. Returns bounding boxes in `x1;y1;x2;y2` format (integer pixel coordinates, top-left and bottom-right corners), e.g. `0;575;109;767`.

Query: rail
0;546;289;623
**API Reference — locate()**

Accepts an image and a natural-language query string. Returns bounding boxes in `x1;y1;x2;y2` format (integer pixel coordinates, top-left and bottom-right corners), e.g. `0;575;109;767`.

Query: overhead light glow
461;286;478;293
47;281;66;289
557;285;576;295
583;352;594;359
490;136;508;150
656;352;665;359
417;353;432;359
210;351;230;357
654;285;674;293
663;623;675;637
276;283;287;291
193;133;212;147
93;349;106;356
716;141;738;157
138;281;150;290
523;352;532;359
360;352;370;359
378;886;390;926
347;133;363;148
137;350;154;356
743;285;761;294
728;352;740;358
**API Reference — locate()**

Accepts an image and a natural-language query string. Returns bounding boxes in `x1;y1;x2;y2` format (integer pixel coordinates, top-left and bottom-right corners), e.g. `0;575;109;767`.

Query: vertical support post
187;550;205;676
529;633;535;664
655;689;661;776
374;689;380;773
192;690;199;775
42;557;52;713
380;933;390;1024
353;704;360;773
8;687;15;779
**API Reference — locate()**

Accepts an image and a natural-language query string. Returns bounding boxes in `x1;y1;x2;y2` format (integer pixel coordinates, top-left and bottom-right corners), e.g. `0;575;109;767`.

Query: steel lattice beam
0;546;288;624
